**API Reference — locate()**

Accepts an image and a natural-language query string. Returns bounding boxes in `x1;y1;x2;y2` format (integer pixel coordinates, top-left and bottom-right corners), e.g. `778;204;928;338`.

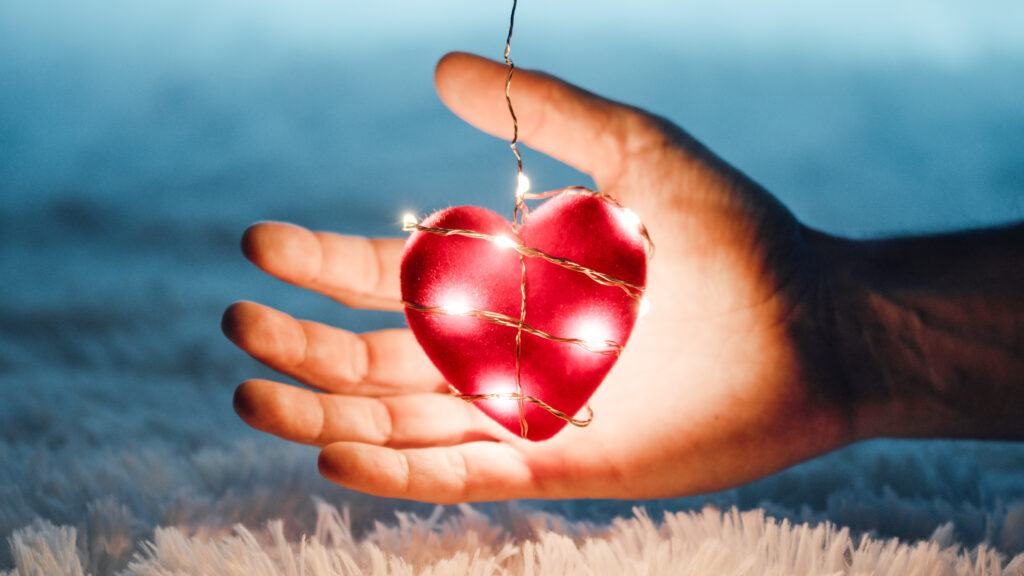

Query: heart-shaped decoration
400;192;647;440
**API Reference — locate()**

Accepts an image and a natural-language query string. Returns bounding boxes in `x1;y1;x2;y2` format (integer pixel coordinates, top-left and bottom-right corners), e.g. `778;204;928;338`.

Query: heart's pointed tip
498;417;567;443
520;425;565;443
470;397;577;442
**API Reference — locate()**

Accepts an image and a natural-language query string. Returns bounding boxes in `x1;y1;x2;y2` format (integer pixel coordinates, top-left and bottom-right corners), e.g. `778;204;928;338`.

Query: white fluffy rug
4;438;1024;575
8;500;1024;575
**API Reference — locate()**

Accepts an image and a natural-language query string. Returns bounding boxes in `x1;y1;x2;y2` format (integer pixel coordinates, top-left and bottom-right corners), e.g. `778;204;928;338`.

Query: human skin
221;52;1024;504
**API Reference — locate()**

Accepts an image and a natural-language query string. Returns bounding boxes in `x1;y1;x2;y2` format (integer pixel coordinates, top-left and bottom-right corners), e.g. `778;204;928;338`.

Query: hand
222;52;859;503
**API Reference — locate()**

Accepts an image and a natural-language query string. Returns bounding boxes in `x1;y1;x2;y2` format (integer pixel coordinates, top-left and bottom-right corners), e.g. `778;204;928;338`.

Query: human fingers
434;51;759;225
222;301;444;395
232;379;507;448
435;52;659;190
318;441;536;503
242;221;404;311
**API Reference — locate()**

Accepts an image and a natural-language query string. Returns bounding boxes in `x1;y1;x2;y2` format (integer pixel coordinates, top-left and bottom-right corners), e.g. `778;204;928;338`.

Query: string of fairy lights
401;0;653;439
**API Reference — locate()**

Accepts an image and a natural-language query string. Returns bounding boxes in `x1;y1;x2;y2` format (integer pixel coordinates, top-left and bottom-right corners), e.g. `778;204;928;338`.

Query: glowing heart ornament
399;0;651;440
400;189;650;440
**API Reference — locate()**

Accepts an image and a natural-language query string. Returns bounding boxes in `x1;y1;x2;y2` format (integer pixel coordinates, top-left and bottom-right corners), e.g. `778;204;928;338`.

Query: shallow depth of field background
2;1;1024;572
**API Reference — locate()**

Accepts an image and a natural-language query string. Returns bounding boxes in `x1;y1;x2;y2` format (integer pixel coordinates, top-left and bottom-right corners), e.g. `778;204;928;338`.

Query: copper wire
502;0;531;437
505;0;527;228
403;300;624;356
512;229;529;436
401;0;653;437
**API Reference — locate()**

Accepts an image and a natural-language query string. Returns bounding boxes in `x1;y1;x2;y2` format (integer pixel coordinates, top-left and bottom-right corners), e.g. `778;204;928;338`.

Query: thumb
434;52;645;190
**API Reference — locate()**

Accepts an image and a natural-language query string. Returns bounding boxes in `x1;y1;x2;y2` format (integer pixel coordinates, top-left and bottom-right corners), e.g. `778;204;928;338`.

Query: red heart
400;192;647;440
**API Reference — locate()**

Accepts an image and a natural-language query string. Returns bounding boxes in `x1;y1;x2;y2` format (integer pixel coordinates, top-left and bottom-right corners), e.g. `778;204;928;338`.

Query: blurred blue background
2;0;1023;569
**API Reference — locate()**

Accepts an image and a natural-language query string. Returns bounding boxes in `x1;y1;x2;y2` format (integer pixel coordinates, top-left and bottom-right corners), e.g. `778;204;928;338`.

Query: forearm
815;223;1024;441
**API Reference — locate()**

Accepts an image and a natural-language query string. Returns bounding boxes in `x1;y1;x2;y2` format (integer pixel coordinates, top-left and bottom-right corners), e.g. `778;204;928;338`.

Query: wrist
811;225;1024;441
810;231;952;440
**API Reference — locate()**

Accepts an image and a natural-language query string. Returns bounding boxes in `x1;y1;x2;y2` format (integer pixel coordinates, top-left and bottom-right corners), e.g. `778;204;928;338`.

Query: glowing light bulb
402;213;418;230
440;301;472;316
638;295;651;318
493;235;518;249
623;208;641;227
516;172;531;198
478;377;514;397
575;318;613;352
616;207;643;233
476;377;520;417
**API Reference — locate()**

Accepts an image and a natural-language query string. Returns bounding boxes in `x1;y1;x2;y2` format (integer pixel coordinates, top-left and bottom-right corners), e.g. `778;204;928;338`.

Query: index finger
242;221;403;311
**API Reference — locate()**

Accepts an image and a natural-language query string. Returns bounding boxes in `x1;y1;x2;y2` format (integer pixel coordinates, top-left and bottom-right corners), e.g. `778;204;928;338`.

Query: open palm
223;52;855;503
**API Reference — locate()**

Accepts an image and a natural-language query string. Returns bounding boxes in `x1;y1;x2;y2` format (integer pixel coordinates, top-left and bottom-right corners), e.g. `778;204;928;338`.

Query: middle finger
223;300;445;395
